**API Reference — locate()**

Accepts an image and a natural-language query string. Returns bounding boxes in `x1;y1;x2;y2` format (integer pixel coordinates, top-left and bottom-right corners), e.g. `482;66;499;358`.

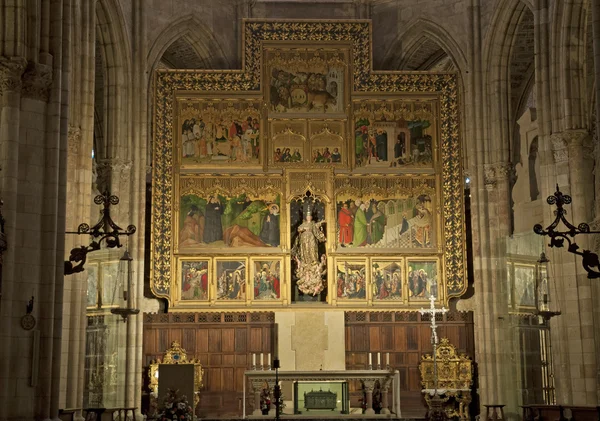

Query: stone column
251;379;264;416
380;379;391;415
0;55;26;421
363;379;375;415
266;379;276;416
543;129;598;405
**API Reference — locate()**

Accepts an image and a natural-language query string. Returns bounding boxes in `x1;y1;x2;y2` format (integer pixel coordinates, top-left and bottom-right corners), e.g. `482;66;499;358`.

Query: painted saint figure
353;200;368;247
203;196;224;243
179;205;205;246
260;204;280;246
338;202;354;245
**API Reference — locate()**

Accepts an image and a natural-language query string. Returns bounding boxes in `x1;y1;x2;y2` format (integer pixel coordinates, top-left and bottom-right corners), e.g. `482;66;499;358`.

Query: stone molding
0;56;27;95
68;125;82;156
587;218;600;256
96;158;133;192
550;130;592;163
550;132;568;163
483;162;513;189
21;61;53;101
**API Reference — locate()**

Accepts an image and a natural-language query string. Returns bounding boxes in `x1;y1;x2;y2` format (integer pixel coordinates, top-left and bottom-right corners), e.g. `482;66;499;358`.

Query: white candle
377;352;381;367
268;353;271;367
368;353;372;366
260;353;264;367
252;353;256;367
386;352;390;367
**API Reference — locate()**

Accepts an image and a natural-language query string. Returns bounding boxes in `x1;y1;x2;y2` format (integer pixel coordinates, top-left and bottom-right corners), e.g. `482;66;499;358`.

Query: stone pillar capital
21;62;53;101
0;56;27;95
251;379;266;392
68;126;82;157
483;162;513;189
550;130;592;163
362;378;376;391
96;158;133;192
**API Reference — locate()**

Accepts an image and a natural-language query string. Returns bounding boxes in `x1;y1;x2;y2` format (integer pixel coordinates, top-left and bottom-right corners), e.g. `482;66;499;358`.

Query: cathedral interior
1;0;600;420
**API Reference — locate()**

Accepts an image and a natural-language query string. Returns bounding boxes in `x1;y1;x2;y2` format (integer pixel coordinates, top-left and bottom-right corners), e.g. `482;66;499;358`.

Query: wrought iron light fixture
110;249;140;322
64;192;136;275
535;252;561;321
533;185;600;279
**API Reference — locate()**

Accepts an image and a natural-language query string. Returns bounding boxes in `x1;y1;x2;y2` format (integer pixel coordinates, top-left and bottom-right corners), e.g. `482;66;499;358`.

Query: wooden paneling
345;311;475;418
143;312;274;418
144;310;473;418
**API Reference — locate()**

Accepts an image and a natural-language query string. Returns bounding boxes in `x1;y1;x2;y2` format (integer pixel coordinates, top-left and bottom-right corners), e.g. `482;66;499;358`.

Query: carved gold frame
406;257;442;304
152;20;465;308
148;341;204;404
249;256;286;305
332;257;369;305
370;258;406;306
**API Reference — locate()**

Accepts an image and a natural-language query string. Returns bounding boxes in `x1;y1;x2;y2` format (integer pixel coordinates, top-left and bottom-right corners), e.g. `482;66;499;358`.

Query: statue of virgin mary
291;204;327;296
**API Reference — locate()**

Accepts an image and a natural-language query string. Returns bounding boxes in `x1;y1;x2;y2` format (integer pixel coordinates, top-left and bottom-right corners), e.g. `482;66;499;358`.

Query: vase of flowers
157;389;193;421
260;387;271;415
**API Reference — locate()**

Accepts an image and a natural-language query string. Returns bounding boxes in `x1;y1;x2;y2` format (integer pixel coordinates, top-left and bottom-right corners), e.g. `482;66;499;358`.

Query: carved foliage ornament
21;62;53;101
0;56;27;95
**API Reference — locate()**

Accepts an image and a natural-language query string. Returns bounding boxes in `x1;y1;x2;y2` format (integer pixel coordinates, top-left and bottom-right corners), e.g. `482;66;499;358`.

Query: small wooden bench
522;405;600;421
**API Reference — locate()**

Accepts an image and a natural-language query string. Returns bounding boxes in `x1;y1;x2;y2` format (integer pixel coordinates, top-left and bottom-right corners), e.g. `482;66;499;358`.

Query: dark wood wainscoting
345;311;475;418
143;312;275;418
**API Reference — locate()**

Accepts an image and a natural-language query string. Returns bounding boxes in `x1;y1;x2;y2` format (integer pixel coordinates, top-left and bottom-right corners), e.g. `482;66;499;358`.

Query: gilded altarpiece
152;20;465;310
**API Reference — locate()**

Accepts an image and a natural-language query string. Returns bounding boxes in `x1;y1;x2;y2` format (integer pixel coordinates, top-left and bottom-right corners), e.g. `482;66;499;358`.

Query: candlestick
377;352;381;369
368;352;372;369
260;352;264;369
268;353;271;370
386;352;390;367
252;353;256;368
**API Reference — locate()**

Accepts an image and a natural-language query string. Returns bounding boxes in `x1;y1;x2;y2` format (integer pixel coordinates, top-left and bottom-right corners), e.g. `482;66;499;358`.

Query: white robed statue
292;208;327;296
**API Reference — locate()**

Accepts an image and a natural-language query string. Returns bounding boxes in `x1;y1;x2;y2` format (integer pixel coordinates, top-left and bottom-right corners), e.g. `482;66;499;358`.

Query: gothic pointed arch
381;18;468;76
551;0;590;130
483;0;534;164
147;16;230;72
95;0;132;160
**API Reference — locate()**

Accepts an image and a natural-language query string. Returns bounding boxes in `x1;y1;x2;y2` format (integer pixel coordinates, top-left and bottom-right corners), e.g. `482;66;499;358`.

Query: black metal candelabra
64;191;136;275
533;185;600;279
273;357;280;421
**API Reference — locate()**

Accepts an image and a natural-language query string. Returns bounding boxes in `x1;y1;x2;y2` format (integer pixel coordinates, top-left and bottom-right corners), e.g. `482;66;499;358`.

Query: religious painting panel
270;120;307;166
406;260;439;302
250;258;283;301
334;258;368;301
215;258;247;302
87;263;99;308
514;264;536;310
177;177;283;251
371;259;404;303
100;261;119;307
265;48;347;116
334;177;437;250
309;121;346;166
353;101;436;171
178;100;261;169
179;259;211;302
